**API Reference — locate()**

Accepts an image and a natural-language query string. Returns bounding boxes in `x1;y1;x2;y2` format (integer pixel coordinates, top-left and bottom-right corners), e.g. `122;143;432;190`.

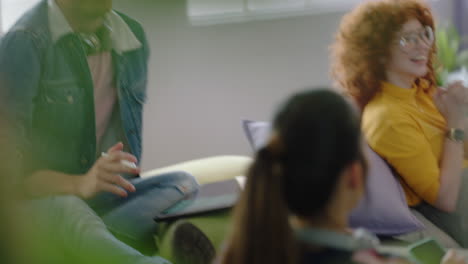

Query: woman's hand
352;250;411;264
442;249;466;264
434;81;466;128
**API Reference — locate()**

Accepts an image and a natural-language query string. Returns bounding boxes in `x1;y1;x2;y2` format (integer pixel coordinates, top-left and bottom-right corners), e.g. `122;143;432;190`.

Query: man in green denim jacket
0;0;198;262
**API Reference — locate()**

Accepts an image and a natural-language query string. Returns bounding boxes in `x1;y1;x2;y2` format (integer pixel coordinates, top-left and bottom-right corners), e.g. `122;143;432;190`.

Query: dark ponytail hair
219;89;362;264
221;142;296;264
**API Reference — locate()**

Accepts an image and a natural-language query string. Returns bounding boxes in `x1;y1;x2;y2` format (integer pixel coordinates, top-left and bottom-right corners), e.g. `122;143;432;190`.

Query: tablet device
154;178;242;221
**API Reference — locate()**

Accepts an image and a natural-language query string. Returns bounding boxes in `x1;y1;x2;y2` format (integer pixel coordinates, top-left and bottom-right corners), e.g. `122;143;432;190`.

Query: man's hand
74;142;139;199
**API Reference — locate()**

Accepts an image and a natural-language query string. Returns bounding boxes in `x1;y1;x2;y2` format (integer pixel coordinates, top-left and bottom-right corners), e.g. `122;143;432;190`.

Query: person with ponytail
216;89;466;264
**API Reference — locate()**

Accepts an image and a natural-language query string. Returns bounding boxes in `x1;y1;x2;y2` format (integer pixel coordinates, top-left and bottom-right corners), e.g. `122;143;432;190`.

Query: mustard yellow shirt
363;81;448;206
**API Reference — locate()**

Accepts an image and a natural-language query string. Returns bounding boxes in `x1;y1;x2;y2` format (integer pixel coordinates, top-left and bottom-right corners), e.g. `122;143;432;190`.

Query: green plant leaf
436;68;449;86
434;24;468;77
448;25;461;51
437;30;450;70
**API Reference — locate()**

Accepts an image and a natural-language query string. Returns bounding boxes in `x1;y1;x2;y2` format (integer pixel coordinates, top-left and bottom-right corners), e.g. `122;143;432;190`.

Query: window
1;0;41;33
187;0;362;26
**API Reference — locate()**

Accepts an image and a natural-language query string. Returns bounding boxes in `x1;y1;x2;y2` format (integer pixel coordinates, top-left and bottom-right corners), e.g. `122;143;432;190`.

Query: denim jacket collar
48;0;141;54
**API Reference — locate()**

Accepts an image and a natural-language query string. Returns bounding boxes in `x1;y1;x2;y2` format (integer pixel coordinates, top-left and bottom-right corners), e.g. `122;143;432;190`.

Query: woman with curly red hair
331;0;468;247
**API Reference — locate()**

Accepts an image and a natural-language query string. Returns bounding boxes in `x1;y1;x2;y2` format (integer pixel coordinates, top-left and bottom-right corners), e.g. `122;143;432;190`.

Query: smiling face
386;18;433;81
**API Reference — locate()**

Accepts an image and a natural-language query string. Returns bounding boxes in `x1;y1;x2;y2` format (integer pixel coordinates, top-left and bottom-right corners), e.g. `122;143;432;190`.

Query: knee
161;171;200;194
156;171;198;185
172;171;197;182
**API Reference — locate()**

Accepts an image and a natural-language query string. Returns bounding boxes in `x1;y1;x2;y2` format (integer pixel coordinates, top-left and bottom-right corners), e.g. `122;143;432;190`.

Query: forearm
436;139;464;212
463;142;468;158
24;170;81;198
463;118;468;157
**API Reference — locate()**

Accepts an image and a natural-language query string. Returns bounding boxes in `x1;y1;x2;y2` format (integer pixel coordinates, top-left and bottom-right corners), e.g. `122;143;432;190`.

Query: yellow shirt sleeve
367;119;440;205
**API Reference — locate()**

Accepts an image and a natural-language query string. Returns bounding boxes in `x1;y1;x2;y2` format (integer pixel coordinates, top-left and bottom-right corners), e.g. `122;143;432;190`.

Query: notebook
154;176;245;221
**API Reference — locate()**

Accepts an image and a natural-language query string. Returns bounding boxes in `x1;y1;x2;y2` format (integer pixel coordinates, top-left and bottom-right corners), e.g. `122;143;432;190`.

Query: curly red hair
330;0;436;108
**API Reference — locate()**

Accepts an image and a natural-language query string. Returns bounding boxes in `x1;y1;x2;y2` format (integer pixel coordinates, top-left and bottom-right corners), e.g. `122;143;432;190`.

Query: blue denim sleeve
0;30;42;180
141;29;149;102
141;29;150;65
127;17;150;99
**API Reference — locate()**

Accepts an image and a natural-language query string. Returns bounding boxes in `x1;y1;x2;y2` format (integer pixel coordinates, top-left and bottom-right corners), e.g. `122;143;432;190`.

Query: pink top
87;52;117;145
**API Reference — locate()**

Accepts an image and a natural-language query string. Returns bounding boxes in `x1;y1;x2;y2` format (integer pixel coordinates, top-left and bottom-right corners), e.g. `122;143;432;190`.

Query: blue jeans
23;196;171;264
22;171;198;263
87;171;200;254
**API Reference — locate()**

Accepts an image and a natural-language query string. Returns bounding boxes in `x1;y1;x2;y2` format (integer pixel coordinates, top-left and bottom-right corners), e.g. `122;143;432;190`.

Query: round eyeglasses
398;25;434;52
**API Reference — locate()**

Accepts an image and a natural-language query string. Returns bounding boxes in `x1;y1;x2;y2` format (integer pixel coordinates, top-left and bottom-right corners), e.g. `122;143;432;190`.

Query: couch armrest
141;155;252;184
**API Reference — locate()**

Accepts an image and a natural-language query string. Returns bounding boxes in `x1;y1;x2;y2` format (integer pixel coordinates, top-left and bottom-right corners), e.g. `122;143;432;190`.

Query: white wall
113;0;341;169
113;0;455;170
432;0;454;25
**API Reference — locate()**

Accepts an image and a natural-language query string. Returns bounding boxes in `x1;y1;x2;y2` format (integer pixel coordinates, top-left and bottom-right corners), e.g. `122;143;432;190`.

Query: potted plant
435;24;468;86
